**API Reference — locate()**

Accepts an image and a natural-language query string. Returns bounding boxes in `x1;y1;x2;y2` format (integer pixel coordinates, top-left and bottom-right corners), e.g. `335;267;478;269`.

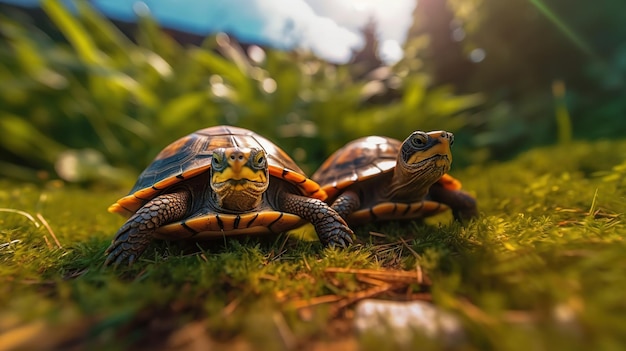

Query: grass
1;139;626;351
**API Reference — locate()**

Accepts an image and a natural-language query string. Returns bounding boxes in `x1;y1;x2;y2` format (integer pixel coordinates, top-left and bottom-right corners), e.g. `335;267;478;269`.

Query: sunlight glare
469;48;486;63
380;39;404;64
132;1;150;16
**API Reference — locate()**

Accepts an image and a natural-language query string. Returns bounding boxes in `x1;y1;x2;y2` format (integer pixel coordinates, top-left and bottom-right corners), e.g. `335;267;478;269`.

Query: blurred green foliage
0;0;482;184
442;0;626;157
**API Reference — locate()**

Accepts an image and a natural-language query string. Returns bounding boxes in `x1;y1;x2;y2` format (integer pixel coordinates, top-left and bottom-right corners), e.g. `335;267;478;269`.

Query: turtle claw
326;235;352;249
331;228;354;248
104;240;145;267
104;244;132;267
104;222;152;267
316;213;354;249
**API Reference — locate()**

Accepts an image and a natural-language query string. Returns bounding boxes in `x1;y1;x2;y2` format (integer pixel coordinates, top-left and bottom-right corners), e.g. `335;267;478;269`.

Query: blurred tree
410;0;626;159
408;0;472;87
350;18;383;79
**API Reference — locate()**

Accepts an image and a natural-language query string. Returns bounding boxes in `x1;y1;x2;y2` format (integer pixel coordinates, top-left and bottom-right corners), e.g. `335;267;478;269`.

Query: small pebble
354;299;464;348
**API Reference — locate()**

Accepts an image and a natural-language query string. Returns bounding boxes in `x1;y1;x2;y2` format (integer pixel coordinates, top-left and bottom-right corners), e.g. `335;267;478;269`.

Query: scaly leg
105;191;190;267
278;193;354;247
330;190;361;220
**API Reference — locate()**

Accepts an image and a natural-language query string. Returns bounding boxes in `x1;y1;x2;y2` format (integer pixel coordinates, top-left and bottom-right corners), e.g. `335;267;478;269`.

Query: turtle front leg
278;193;354;248
330;190;361;220
428;184;478;221
105;191;190;267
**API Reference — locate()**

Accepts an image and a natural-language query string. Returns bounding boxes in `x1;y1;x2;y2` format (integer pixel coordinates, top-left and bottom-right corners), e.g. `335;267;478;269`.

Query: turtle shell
312;136;403;200
311;134;463;205
109;126;326;218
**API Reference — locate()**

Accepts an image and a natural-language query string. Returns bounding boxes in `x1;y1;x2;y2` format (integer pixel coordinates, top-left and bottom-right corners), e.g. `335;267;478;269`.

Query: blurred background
0;0;624;185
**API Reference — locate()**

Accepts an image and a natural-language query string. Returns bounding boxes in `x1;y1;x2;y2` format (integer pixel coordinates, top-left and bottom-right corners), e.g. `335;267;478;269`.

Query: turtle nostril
229;151;245;161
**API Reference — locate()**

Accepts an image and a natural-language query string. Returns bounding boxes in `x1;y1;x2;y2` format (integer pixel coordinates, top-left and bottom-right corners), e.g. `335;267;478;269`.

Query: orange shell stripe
348;200;450;226
153;211;304;239
269;165;327;201
321;174;461;201
438;174;462;191
107;165;211;217
320;177;361;201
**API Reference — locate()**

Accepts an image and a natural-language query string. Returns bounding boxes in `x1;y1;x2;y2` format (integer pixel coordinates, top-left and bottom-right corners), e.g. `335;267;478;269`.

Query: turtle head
210;147;269;211
391;131;454;198
400;130;453;167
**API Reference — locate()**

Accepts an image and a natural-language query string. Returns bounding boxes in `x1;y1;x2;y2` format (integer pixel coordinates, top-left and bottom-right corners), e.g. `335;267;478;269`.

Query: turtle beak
226;149;247;175
425;131;453;165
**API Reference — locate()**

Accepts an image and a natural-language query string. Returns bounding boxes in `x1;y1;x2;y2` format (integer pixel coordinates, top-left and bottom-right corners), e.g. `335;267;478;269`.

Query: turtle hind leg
105;191;190;267
278;193;354;248
329;190;361;220
428;183;478;222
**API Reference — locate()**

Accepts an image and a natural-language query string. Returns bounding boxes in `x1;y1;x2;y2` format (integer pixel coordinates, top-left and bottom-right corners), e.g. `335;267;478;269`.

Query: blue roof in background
0;0;416;63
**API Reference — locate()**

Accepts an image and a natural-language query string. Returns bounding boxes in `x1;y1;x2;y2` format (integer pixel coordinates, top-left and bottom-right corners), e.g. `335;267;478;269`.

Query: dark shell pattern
109;126;325;217
312;135;402;199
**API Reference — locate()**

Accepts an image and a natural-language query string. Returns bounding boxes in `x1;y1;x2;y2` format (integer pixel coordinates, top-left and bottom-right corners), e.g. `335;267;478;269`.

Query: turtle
311;130;477;226
105;125;353;266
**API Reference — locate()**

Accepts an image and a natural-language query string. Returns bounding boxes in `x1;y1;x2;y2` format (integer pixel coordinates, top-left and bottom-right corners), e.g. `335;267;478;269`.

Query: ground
1;139;626;351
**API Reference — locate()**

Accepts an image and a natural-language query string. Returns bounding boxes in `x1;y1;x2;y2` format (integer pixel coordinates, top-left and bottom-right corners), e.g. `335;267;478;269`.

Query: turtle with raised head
311;130;477;226
105;126;353;266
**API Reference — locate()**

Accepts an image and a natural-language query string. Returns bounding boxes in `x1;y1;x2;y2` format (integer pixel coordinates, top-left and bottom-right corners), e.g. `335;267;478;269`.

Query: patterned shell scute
110;126;320;217
312;136;401;197
131;126;304;193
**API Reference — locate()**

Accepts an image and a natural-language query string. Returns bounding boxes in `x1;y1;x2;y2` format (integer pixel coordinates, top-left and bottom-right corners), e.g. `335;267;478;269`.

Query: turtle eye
410;132;429;148
212;151;225;169
253;150;267;169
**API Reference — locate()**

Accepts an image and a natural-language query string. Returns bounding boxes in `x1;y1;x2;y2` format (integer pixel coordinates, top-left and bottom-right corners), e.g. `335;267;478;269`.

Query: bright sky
3;0;417;64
